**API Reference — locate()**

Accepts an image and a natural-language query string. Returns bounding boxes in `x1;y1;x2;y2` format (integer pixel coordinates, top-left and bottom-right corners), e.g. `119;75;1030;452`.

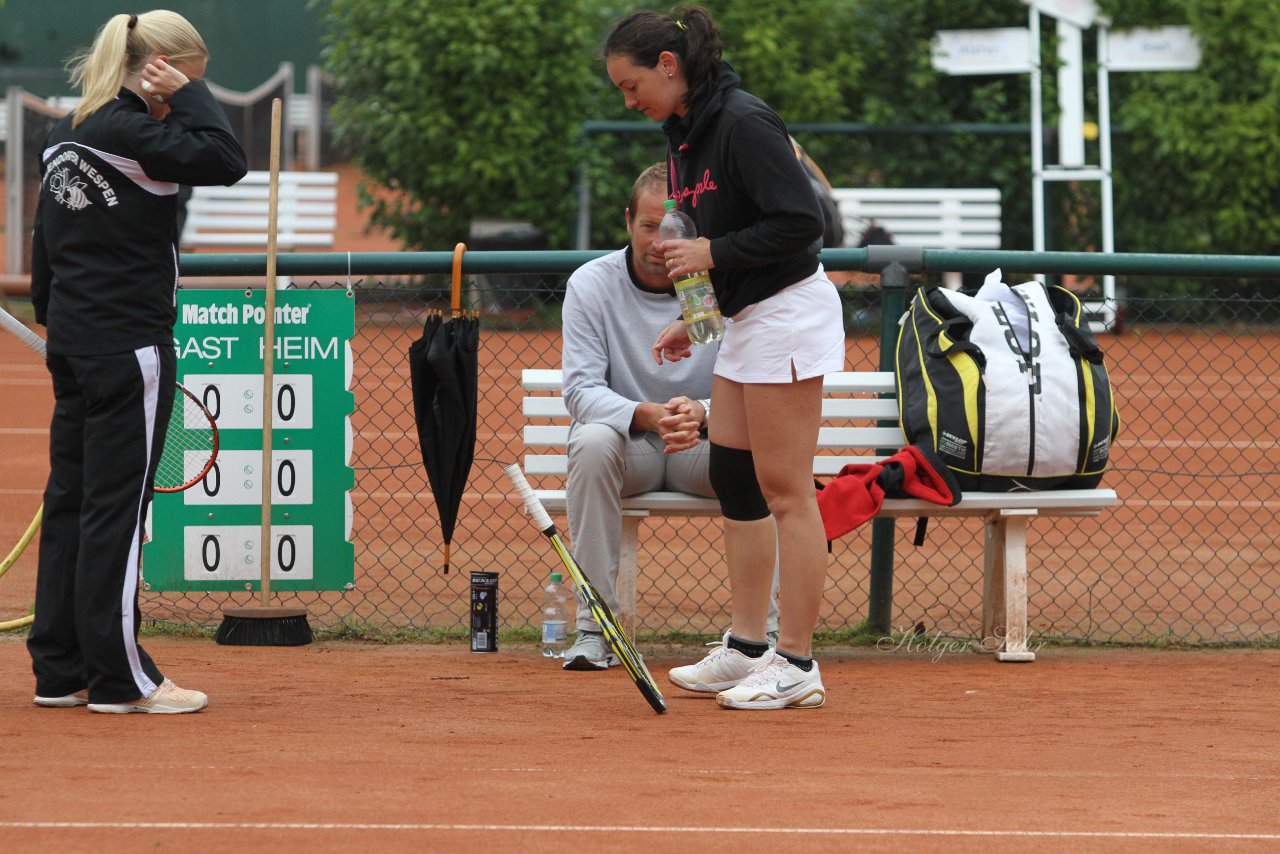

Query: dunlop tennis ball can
470;571;499;653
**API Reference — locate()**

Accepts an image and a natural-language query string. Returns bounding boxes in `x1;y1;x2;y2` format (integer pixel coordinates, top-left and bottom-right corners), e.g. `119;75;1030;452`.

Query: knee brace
709;443;770;521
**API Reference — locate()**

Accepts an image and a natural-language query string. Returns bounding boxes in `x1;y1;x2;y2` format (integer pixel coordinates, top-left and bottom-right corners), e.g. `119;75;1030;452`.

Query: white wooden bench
521;368;1117;662
831;188;1001;288
180;170;338;250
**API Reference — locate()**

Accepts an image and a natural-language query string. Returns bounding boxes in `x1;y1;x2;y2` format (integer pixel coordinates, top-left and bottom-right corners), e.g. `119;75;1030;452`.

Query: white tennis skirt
714;266;846;383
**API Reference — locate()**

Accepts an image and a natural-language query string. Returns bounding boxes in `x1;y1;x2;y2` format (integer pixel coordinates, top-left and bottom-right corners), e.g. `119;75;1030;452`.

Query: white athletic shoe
668;631;766;693
87;679;208;715
34;689;89;708
716;651;826;710
562;631;619;670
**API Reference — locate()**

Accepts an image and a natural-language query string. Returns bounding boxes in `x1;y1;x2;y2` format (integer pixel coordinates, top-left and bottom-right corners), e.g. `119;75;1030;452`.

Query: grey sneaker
563;631;620;671
87;679;208;714
34;689;89;708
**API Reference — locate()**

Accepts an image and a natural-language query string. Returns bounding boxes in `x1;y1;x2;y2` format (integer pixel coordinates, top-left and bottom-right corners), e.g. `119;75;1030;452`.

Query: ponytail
673;6;722;109
66;10;209;127
603;4;724;111
67;14;135;127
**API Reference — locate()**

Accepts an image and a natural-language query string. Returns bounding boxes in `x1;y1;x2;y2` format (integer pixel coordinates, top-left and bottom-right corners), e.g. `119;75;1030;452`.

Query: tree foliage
322;0;1280;268
1103;0;1280;261
321;0;598;248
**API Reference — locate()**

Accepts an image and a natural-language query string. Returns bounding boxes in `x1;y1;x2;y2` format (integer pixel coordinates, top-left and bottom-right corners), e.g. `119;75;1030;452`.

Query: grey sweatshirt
561;248;718;435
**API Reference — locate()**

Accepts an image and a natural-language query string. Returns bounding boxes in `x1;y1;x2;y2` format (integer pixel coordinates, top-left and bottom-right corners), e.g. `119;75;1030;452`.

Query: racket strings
154;387;218;492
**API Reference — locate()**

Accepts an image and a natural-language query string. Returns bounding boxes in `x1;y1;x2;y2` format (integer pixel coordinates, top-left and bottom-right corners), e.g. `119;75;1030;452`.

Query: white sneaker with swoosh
715;651;825;710
669;631;764;693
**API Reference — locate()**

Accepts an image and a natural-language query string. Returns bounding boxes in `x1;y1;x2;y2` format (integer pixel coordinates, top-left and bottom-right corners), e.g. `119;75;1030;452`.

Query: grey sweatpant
565;421;779;633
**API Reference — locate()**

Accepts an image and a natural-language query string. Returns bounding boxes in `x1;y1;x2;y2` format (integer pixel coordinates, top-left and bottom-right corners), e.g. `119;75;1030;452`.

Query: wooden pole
259;97;282;607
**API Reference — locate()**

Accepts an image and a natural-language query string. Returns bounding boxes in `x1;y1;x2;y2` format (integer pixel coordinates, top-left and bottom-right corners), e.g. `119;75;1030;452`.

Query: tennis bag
895;272;1119;492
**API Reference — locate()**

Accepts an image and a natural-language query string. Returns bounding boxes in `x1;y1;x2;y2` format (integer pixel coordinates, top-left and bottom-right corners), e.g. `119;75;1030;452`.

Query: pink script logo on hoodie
672;169;718;209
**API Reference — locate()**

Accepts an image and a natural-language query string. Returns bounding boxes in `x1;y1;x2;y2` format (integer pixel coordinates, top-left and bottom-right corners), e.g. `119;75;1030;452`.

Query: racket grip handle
0;307;47;359
503;463;555;534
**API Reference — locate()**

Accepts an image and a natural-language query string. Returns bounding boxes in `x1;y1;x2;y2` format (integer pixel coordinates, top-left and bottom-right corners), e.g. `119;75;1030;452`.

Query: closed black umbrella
409;245;479;573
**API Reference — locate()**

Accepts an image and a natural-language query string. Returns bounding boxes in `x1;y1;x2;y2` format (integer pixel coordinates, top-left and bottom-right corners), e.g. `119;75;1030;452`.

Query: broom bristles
215;607;313;646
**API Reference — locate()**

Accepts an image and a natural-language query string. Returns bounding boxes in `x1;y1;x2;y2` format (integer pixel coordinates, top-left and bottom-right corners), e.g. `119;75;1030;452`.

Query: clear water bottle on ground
541;571;569;658
659;199;725;345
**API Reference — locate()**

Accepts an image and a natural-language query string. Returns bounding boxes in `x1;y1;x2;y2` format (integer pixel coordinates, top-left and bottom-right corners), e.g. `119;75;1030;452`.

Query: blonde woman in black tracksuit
605;5;846;710
28;11;246;714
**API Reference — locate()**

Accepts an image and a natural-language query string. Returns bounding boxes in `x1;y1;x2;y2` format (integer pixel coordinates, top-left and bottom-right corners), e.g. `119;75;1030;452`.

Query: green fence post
868;261;909;634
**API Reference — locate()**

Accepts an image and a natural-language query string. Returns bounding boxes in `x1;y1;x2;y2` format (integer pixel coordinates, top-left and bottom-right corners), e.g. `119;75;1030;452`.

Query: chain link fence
140;268;1280;646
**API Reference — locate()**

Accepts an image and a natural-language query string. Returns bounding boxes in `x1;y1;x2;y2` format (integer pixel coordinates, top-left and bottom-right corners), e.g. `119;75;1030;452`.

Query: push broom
215;97;313;646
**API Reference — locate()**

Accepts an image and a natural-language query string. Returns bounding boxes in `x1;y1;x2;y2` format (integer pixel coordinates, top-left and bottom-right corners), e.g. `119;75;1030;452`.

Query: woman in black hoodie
604;5;846;710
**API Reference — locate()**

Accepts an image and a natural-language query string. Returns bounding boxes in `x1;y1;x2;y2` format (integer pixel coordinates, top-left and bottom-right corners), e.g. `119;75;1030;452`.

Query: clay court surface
1;636;1279;852
7;320;1280;851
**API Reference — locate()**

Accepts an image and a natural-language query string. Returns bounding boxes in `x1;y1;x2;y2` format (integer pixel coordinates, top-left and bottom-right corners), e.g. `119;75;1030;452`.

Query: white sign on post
931;28;1032;76
1021;0;1101;29
1107;27;1201;72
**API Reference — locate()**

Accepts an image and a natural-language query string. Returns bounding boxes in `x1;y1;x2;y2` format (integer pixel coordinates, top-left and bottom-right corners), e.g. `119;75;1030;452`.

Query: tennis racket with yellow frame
504;463;666;714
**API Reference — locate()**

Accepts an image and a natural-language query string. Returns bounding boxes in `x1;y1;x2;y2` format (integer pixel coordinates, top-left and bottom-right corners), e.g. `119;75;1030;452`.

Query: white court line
0;822;1276;840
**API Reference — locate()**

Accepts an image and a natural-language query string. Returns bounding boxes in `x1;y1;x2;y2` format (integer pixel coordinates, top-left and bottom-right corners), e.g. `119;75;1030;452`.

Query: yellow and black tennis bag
895;273;1119;492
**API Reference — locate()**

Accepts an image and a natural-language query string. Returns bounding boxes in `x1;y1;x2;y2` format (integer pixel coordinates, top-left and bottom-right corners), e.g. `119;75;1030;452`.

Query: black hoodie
662;64;824;319
31;81;247;355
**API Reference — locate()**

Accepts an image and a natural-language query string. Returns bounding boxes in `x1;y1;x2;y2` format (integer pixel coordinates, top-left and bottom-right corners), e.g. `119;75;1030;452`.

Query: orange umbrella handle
451;242;466;317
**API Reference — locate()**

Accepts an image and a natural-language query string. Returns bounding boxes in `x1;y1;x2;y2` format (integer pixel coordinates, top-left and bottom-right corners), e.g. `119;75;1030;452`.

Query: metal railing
137;246;1280;645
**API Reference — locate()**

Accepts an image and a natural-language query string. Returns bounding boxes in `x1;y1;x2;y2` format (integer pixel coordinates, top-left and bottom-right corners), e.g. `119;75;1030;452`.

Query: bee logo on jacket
49;167;92;212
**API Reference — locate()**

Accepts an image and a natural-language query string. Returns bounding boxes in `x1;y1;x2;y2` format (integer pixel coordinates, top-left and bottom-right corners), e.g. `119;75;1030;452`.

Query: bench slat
186;200;337;214
532;488;1117;516
183;215;337;230
522;369;897;395
830;188;1000;202
527;453;903;478
523;396;900;421
182;233;335;247
523;424;905;449
191;186;337;201
226;170;339;186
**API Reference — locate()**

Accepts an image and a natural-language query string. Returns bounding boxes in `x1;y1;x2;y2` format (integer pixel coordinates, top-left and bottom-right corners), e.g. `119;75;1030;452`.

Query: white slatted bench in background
521;368;1116;662
181;170;338;250
832;187;1001;288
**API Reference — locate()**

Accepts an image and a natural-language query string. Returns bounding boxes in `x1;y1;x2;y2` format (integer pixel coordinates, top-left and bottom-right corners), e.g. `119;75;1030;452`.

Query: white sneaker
563;631;619;670
87;679;208;715
716;651;826;710
669;631;766;693
34;689;89;708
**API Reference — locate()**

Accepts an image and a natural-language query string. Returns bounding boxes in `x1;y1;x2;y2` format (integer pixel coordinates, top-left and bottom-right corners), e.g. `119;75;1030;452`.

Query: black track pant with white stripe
29;345;176;704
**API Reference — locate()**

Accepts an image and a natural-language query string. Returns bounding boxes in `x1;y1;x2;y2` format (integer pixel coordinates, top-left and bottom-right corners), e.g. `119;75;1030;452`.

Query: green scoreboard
143;289;356;591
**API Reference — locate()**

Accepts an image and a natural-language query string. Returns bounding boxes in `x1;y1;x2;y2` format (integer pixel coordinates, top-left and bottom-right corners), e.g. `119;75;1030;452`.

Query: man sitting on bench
559;163;779;670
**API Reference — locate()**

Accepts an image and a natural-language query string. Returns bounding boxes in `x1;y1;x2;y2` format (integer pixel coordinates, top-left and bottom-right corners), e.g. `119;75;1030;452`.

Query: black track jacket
662;64;824;319
31;81;247;355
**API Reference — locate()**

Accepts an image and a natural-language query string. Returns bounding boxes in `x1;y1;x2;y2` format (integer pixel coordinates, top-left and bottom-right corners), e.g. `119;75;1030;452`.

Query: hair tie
127;14;138;29
674;18;686;31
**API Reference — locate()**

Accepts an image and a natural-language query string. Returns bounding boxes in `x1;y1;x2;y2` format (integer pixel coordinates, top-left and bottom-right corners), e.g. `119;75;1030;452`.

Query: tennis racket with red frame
504;462;666;714
0;305;218;493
